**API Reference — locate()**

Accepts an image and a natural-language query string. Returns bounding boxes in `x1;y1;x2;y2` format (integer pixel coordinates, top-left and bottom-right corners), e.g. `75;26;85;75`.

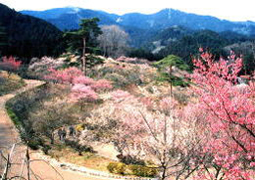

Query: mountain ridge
20;7;255;48
20;7;255;30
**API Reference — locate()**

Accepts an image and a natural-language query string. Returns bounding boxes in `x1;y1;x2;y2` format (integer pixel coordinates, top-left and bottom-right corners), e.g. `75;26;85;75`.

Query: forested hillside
0;3;64;61
21;7;255;47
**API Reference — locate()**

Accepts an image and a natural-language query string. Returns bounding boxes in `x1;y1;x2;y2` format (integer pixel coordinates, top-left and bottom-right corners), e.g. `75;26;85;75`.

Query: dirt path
0;80;110;180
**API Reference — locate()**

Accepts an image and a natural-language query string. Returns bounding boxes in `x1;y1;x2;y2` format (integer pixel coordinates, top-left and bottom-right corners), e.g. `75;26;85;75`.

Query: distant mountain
21;7;255;36
0;3;64;59
148;26;194;45
21;7;119;30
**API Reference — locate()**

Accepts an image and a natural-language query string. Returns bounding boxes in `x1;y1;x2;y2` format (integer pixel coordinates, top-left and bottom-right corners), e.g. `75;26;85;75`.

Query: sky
1;0;255;22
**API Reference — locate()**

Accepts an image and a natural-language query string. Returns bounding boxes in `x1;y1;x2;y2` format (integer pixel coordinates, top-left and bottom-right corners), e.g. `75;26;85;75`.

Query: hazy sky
1;0;255;22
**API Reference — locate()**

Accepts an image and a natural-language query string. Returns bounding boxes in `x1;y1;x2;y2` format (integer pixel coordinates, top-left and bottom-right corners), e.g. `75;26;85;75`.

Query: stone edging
36;152;158;180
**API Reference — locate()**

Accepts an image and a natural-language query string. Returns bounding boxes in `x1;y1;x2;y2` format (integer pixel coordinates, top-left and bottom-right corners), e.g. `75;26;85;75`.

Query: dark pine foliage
157;30;230;66
0;3;65;62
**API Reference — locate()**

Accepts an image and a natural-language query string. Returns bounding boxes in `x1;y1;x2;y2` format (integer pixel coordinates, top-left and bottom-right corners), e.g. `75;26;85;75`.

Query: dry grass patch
0;71;25;95
49;146;116;172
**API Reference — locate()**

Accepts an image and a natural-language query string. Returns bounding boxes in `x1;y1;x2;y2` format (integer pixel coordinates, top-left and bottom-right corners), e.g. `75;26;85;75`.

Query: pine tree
0;25;7;56
154;55;190;96
64;18;102;75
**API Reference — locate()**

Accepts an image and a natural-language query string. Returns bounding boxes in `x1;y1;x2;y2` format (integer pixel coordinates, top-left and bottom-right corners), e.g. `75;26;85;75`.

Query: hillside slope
0;3;64;59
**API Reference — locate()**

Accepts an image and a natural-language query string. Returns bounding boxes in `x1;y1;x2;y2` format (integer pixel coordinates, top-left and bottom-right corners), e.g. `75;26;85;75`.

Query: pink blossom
111;90;131;101
91;79;112;92
73;76;95;85
190;50;255;179
45;67;83;84
0;56;22;72
71;84;98;102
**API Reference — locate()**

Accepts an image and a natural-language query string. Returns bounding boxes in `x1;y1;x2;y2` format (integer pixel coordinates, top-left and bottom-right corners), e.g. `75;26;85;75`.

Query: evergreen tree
0;25;7;56
64;18;102;75
154;55;190;96
0;3;64;60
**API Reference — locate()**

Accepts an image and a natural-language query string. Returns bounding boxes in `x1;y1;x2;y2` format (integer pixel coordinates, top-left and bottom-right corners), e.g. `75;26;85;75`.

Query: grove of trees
5;48;255;179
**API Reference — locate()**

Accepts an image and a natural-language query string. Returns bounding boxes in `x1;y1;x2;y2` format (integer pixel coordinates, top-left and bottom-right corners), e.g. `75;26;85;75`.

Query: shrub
0;56;22;75
27;138;43;150
0;73;25;95
117;155;145;165
42;144;51;155
104;73;129;88
173;90;189;105
65;139;94;155
129;164;158;177
91;79;112;92
107;162;127;175
125;72;142;85
107;162;158;177
28;57;64;79
156;73;190;87
75;124;85;132
0;76;5;83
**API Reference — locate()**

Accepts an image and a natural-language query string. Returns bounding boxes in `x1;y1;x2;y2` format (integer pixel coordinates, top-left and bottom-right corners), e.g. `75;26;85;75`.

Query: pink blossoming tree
190;50;255;179
94;91;202;180
45;67;112;103
0;56;21;77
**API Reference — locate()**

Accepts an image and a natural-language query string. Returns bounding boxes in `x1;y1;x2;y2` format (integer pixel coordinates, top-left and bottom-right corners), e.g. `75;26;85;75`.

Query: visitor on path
62;128;67;141
58;128;63;141
69;126;76;137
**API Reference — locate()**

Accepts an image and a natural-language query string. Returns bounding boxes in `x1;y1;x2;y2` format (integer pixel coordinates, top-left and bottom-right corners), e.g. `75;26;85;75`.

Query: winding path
0;80;155;180
0;80;111;180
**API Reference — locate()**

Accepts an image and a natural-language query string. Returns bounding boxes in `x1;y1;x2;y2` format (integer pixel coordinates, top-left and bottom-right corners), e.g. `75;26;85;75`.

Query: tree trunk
26;148;31;180
161;164;167;180
169;65;173;97
50;133;55;145
82;38;86;75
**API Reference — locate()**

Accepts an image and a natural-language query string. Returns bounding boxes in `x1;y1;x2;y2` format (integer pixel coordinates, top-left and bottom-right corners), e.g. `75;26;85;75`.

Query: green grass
6;107;22;128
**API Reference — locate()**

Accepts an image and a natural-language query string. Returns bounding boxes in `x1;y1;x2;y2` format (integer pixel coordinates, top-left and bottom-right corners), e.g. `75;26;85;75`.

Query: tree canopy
0;3;64;61
64;18;102;55
64;18;102;74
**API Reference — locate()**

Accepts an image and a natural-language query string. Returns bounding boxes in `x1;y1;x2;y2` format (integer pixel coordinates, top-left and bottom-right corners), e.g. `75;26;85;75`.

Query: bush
24;135;45;150
104;73;129;88
156;73;190;87
42;144;51;155
129;164;158;177
125;72;142;86
107;162;158;177
107;162;127;175
117;154;145;165
0;76;6;83
0;73;25;95
65;139;94;155
27;140;40;150
173;90;189;105
75;124;85;131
